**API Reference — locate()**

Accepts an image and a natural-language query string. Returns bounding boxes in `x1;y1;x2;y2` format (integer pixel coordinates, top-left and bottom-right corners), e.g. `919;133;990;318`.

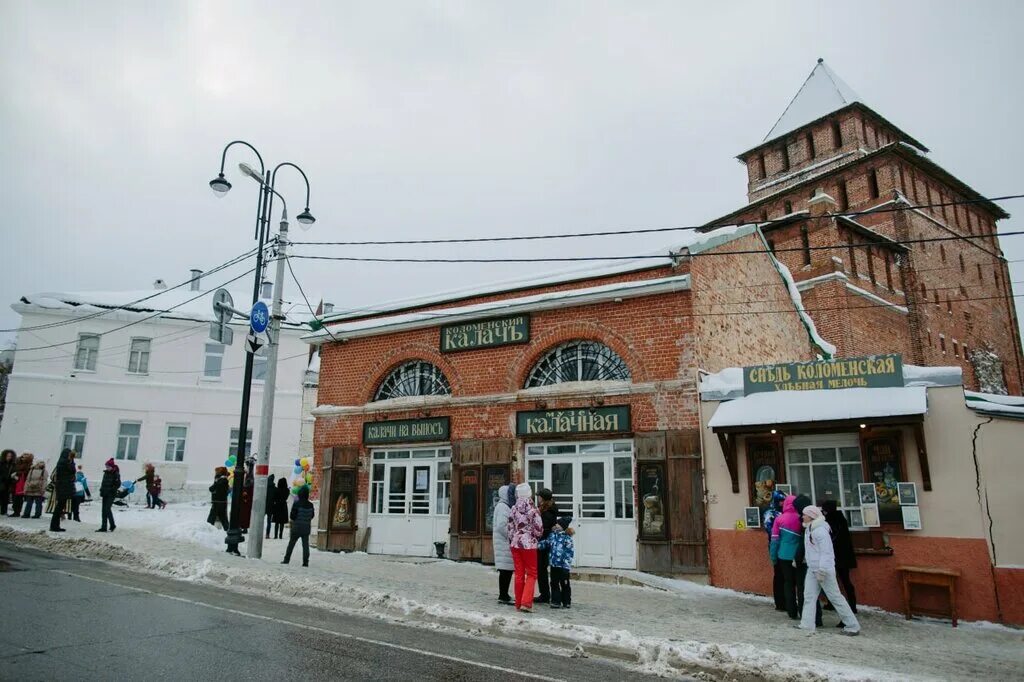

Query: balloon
295;458;301;466
300;457;309;469
224;459;232;467
293;466;303;475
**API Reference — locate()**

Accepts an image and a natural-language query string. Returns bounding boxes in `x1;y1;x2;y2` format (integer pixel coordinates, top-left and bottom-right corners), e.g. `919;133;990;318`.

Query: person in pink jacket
507;482;543;612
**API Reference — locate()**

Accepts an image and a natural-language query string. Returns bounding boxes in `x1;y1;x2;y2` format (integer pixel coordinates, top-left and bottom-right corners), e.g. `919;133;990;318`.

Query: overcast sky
2;0;1022;348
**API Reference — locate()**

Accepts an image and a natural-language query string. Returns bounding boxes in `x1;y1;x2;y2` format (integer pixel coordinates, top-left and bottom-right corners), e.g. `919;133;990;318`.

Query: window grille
374;360;451;401
525;341;630;388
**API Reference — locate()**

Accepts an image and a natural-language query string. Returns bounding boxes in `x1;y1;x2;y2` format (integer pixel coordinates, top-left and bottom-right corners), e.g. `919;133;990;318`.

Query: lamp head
238;162;264;183
297;208;316;228
209;173;232;196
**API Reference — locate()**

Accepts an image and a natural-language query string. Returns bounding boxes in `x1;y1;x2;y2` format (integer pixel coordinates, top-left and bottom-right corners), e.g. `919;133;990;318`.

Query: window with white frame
61;420;87;456
613;454;634;519
164;425;187;462
229;428;252;459
369;448;451;516
74;334;99;371
115;422;141;460
128;338;151;374
785;435;864;526
204;343;224;379
436;457;451;515
252;346;268;382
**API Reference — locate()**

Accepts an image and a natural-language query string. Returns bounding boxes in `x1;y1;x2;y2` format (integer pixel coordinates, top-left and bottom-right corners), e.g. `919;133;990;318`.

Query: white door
527;441;636;569
368;448;451;556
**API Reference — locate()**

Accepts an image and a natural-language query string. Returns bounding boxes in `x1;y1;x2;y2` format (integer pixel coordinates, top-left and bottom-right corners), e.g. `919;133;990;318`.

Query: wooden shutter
667;429;707;573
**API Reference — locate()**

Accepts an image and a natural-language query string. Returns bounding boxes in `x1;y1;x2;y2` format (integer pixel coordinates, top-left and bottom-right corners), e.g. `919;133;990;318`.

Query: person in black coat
282;487;315;567
264;475;276;539
96;458;121;532
49;448;76;532
207;466;230;530
535;488;560;604
0;449;15;516
821;499;858;616
272;478;290;539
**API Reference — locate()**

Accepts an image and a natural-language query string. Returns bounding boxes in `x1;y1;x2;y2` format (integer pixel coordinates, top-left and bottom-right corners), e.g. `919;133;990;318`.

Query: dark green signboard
516;406;631;437
363;417;450;445
743;354;903;395
440;314;530;353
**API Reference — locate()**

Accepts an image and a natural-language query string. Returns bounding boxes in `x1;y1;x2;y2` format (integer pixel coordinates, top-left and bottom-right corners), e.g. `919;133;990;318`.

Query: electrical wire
287;229;1024;264
0;245;268;334
289;194;1024;246
284;255;341;343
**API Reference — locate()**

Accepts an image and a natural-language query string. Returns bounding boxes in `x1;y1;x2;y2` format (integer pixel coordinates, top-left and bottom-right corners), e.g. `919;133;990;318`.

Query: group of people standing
1;449;92;531
492;483;575;613
765;490;860;635
206;469;314;567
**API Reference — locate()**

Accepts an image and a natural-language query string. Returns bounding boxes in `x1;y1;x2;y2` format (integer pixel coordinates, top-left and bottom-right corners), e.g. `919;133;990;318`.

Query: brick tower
706;59;1023;394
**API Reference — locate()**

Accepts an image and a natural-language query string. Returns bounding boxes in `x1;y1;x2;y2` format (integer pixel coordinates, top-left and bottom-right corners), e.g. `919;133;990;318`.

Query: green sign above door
516;406;631;436
742;354;903;395
363;417;450;445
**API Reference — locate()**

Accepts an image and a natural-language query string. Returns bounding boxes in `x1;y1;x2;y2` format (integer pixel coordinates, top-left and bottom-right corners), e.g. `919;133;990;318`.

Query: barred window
374;360;451;401
525;341;630;388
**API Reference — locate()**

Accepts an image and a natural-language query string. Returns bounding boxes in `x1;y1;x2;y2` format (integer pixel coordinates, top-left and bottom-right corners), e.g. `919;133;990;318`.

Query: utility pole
247;212;290;558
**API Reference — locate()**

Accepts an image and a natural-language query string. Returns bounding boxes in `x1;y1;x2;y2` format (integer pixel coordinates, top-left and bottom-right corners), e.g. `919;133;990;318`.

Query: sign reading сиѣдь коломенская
440;314;529;353
742;354;903;395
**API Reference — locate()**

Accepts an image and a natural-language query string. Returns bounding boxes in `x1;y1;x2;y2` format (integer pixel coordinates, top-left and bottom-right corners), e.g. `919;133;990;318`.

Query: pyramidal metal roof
764;58;860;143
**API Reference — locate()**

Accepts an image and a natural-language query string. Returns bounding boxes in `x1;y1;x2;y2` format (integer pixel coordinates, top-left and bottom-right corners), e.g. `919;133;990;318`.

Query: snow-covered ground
2;503;1021;681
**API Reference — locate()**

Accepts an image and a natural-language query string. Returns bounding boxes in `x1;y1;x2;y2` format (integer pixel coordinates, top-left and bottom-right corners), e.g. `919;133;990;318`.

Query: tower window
847;233;857;276
784;201;793;215
884;252;893;289
959;253;965;273
919;283;926;299
757;153;766;179
760;209;768;223
976;263;982;281
934;292;939;307
940;335;946;353
940;244;946;262
806;132;816;159
867;247;876;284
780;143;790;172
832;120;843;148
868;169;880;199
838;181;849;211
800;226;811;266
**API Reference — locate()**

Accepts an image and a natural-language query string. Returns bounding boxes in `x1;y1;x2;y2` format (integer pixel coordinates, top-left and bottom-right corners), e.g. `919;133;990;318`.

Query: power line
284;255;341;344
0;245;267;334
289;194;1024;246
287;230;1024;264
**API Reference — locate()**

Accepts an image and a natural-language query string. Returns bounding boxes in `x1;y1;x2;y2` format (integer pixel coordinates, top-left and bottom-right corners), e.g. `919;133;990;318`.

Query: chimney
261;280;273;299
153;278;167;290
189;269;203;291
322;302;334;314
808;187;838;217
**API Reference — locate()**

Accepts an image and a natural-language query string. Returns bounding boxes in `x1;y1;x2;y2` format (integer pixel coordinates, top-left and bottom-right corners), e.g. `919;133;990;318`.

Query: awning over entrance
708;386;927;431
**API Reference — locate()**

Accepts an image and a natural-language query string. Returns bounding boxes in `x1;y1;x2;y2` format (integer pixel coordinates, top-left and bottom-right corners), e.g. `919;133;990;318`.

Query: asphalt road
0;543;669;681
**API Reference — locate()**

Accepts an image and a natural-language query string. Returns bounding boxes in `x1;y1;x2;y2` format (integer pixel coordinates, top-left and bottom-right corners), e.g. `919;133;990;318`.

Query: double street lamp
209;140;317;558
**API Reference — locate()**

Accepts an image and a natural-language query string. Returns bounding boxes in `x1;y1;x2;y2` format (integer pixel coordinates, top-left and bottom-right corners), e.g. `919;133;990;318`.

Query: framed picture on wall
774;483;792;496
858;483;878;506
860;503;880;528
898;482;918;506
638;462;668;540
902;505;922;530
744;507;761;529
848;508;864;528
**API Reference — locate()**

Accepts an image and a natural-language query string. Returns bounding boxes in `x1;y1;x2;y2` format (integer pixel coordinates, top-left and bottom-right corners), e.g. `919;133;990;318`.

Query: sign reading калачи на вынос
742;354;903;395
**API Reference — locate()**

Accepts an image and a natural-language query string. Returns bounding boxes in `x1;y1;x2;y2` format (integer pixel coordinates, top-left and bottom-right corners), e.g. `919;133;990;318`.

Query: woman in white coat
798;505;861;635
492;484;514;604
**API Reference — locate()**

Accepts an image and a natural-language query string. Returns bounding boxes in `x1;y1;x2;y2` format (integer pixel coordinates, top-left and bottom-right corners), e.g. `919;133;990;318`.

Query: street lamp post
208;142;316;558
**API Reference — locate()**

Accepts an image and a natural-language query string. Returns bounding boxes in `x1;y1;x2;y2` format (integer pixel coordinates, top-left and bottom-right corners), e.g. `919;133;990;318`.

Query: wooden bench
896;566;961;627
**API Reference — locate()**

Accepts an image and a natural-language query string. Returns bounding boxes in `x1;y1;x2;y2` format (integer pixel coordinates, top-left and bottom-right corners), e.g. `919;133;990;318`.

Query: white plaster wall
0;307;308;490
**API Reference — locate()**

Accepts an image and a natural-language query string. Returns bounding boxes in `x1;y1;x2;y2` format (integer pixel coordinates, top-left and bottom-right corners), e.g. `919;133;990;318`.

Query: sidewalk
1;503;1021;681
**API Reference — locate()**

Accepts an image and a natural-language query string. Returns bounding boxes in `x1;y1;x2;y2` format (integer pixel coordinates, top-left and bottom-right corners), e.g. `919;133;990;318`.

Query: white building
0;271;313;496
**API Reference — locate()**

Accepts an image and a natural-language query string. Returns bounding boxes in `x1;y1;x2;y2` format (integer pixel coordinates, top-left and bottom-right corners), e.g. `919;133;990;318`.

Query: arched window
373;360;451;401
525;341;630;388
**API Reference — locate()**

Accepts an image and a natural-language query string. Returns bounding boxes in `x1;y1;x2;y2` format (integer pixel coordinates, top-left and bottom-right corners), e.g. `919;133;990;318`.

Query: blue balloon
295;458;301;466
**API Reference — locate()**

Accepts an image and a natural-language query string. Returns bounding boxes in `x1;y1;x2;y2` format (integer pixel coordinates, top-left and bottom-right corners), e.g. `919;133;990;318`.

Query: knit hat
793;494;812;515
515;482;533;499
105;458;116;469
802;505;823;520
538;488;553;501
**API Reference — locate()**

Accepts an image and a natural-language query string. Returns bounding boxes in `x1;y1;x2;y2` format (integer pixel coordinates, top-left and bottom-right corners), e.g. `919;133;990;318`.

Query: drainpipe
971;415;1004;623
694;367;715;585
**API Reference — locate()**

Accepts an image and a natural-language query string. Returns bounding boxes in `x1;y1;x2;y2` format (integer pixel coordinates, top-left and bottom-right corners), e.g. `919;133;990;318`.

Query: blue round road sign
250;301;270;333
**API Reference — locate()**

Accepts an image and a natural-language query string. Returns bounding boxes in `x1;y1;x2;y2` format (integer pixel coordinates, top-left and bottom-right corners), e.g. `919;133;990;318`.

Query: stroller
113;479;136;507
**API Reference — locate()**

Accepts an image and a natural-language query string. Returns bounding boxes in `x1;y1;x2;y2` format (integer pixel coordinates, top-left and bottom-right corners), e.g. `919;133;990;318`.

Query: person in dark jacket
762;489;787;611
48;449;75;531
821;499;858;618
0;449;15;516
535;488;559;604
282;487;315;566
272;478;290;539
207;467;230;530
238;465;254;533
792;494;822;627
136;463;156;509
96;458;121;532
264;474;276;539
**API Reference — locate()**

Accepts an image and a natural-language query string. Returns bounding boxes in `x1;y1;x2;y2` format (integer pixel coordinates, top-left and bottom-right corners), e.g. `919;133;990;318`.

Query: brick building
705;59;1023;395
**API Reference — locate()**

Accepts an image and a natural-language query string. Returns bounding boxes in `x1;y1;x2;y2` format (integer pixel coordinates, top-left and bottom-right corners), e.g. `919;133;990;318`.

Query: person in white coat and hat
492;484;515;604
797;505;861;635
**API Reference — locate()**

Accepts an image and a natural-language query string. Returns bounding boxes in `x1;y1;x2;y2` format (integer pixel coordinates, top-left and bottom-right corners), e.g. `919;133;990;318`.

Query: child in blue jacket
538;515;575;609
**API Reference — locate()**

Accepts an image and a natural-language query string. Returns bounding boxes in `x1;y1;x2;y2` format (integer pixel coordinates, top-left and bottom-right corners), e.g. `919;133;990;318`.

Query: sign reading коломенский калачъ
742;354;904;395
440;314;530;353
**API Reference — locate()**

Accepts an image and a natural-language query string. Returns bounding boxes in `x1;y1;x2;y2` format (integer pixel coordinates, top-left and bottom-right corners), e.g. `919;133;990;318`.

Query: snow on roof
322;223;749;324
304;273;691;344
18;286;310;329
708;386;927;429
764;59;860;144
700;363;962;401
965;391;1024;419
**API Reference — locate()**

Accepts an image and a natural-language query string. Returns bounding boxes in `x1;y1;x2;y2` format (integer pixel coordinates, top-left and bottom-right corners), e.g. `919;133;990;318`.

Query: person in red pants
507;482;543;613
